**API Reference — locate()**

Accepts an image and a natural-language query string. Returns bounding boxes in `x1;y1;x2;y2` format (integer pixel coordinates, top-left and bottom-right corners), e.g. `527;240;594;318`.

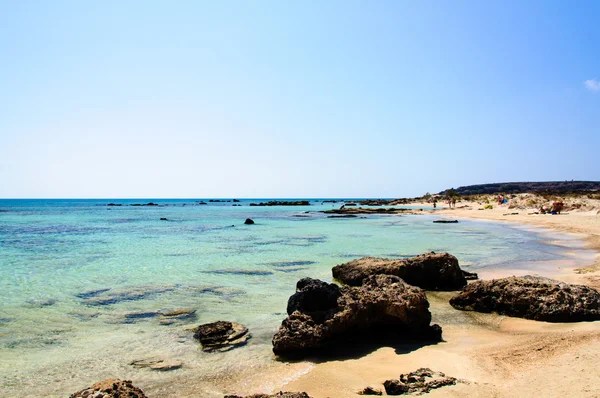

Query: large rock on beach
193;321;251;351
272;276;442;357
332;252;468;290
449;275;600;322
70;378;147;398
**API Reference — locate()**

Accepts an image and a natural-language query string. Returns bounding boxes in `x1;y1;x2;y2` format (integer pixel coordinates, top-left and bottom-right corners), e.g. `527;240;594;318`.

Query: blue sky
1;1;598;198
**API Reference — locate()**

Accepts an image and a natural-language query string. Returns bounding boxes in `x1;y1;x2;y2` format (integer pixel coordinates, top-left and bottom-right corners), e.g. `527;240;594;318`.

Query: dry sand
268;197;600;397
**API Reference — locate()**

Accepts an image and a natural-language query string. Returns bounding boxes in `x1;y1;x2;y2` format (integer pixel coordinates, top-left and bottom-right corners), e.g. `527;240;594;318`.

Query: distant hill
441;181;600;195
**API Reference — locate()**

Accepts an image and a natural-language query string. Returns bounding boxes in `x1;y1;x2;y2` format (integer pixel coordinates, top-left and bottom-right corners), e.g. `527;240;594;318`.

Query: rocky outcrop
449;275;600;322
323;207;410;215
244;218;255;225
70;378;147;398
433;220;458;223
224;393;310;398
383;368;458;395
332;252;467;290
193;321;251;351
272;276;442;358
249;201;310;206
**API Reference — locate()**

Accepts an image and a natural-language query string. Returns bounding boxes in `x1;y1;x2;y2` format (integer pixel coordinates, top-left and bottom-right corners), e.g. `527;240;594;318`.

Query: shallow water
0;199;594;396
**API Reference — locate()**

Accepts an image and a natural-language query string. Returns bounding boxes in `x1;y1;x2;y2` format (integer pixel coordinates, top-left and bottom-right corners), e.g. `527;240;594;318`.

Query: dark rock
70;378;147;398
193;321;251;352
224;393;311;398
107;203;122;206
79;285;175;306
462;270;479;280
272;275;442;358
332;252;467;290
358;386;383;395
160;217;168;221
76;288;111;299
384;368;457;395
249;201;310;206
433;220;458;223
383;380;409;395
244;218;255;225
199;201;208;205
327;215;358;218
233;199;240;202
449;275;600;322
267;261;316;268
122;311;160;323
323;207;410;215
204;269;273;276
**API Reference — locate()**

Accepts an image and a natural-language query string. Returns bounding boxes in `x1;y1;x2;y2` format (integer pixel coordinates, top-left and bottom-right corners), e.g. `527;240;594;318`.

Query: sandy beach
261;198;600;397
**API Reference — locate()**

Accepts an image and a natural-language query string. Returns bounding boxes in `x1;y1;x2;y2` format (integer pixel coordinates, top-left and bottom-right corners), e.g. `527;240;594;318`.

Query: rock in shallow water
193;321;251;352
70;378;147;398
449;275;600;322
129;357;183;371
332;252;467;290
272;276;442;358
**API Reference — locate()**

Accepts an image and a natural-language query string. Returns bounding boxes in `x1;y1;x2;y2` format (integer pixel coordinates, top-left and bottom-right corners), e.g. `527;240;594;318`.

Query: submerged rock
272;276;442;358
158;308;197;325
70;378;147;398
384;368;457;395
433;220;458;223
244;218;255;225
449;275;600;322
79;285;175;306
332;252;467;290
225;393;311;398
129;357;182;371
193;321;251;352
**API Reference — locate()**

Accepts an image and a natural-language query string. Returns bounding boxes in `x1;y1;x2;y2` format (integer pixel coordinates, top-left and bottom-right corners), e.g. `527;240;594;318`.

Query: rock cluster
332;252;469;290
450;275;600;322
272;276;442;357
70;378;147;398
193;321;251;351
249;201;310;206
383;368;457;395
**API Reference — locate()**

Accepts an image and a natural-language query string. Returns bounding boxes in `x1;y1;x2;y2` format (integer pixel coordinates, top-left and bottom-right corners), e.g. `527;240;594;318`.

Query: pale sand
269;199;600;397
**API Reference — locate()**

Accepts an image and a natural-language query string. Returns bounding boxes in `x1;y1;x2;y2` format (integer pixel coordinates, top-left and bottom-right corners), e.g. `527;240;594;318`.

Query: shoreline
264;206;600;397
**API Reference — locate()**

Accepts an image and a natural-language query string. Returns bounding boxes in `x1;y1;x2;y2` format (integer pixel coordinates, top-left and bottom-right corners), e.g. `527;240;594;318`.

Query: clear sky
1;1;599;198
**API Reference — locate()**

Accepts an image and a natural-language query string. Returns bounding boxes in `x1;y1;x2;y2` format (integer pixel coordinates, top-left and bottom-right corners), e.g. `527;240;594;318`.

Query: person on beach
451;198;456;208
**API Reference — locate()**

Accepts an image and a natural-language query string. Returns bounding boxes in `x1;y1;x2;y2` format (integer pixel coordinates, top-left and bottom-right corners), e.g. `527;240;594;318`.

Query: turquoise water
0;199;590;396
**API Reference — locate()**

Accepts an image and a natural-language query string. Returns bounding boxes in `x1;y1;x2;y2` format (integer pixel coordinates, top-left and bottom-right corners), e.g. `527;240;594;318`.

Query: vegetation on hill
440;181;600;196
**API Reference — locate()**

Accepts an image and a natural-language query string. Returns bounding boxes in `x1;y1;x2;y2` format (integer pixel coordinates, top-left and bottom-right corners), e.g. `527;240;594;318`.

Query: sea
0;199;594;397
